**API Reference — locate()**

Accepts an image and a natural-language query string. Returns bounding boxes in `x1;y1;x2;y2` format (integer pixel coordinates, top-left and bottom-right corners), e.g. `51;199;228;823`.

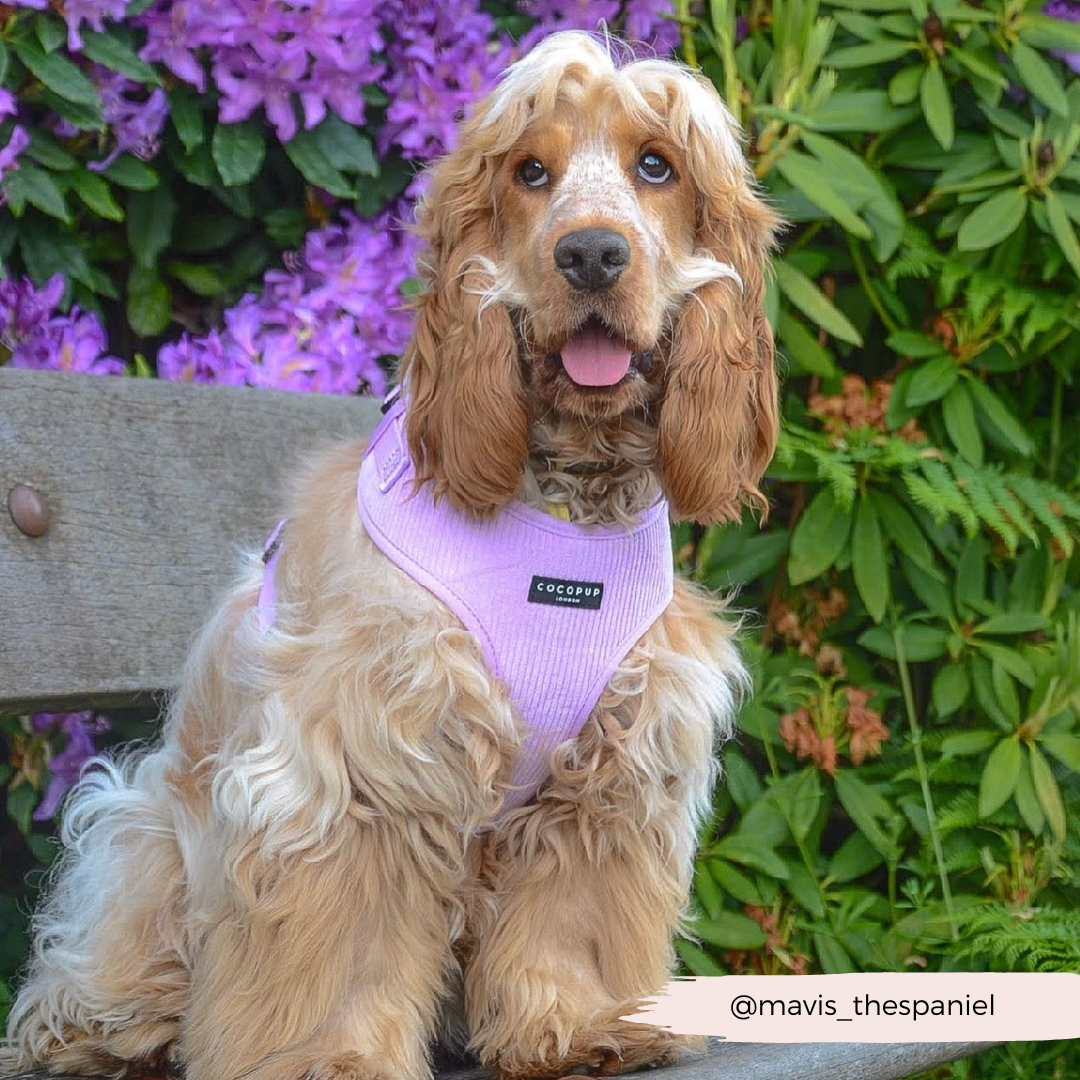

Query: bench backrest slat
0;367;380;713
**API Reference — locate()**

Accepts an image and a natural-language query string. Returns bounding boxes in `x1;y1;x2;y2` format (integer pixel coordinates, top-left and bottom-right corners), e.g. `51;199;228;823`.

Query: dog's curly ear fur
402;126;530;518
658;84;782;526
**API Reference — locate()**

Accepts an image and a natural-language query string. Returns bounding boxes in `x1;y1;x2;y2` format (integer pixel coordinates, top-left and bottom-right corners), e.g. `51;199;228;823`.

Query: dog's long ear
401;125;529;518
658;79;782;526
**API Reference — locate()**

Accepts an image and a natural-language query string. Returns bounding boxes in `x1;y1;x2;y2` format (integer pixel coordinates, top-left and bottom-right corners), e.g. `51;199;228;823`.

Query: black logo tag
528;575;604;610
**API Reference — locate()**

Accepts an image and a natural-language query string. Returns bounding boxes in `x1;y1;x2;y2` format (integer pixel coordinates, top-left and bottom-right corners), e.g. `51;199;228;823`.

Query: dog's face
494;90;699;420
403;33;781;524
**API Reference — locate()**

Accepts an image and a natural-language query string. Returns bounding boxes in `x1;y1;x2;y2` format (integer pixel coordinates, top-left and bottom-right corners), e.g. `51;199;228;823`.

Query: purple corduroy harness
260;393;674;811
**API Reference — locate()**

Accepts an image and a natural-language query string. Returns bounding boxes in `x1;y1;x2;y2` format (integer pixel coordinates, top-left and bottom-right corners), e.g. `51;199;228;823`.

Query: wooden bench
0;366;1000;1080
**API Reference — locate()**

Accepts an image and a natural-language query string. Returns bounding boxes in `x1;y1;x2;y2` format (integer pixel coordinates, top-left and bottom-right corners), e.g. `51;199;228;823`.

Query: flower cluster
0;88;29;187
11;0;129;50
0;276;123;375
136;0;385;141
723;903;809;976
89;67;170;170
779;684;889;775
25;713;111;820
379;0;512;163
768;585;849;675
157;206;418;394
808;373;926;443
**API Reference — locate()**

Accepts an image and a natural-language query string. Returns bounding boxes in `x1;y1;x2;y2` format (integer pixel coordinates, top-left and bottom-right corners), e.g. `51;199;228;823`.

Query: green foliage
681;2;1080;1074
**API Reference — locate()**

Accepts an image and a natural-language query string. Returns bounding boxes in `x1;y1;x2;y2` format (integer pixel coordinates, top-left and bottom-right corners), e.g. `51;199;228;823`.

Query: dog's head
401;31;781;524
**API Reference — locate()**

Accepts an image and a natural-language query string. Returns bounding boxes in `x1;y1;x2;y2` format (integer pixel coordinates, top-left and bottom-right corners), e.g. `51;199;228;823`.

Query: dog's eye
637;151;672;184
518;159;549;187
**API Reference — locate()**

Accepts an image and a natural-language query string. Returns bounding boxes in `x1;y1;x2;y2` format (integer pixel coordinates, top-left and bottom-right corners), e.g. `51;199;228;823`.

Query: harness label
528;575;604;610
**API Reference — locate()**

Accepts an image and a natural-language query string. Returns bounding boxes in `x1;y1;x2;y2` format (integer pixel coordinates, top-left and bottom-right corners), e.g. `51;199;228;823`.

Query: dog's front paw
494;1019;701;1080
302;1051;389;1080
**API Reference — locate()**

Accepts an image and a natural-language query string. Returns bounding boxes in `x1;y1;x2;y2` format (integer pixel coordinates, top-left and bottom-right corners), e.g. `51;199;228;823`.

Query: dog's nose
554;228;630;291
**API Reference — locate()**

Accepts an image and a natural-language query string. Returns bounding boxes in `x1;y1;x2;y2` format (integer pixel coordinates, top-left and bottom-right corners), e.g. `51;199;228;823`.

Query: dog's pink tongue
560;323;632;387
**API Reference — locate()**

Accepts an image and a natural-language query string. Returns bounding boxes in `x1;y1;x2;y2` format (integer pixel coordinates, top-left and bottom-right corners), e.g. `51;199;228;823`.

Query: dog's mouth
552;316;652;388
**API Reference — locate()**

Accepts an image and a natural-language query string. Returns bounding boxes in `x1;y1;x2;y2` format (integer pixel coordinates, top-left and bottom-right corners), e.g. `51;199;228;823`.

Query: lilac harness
262;395;674;811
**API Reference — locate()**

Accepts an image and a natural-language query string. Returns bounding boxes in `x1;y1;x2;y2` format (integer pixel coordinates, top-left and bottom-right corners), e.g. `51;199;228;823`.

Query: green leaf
13;39;101;109
170;88;205;152
39;87;105;132
126;266;171;336
967;379;1036;455
778;310;837;376
311;115;378;175
714;836;790;879
957;188;1027;251
942;381;983;466
101;155;159;190
1011;41;1068;116
827;39;915;67
889;65;923;104
858;623;947;661
167;261;225;296
920;63;954;150
974;613;1048;635
67;169;124;221
829;830;884;882
775;260;864;345
852;497;889;622
17;215;94;288
886;329;946;358
835;770;900;860
789;486;852;584
212;121;266;187
710;859;765;906
933;664;972;718
692;912;768;950
79;30;159;84
1018;14;1080;53
978;737;1021;817
1045;190;1080;280
1015;750;1045;835
1029;743;1066;840
284;130;358;198
941;730;999;759
693;862;723;920
773;769;822;842
871;490;936;572
675;939;726;976
34;13;66;53
127;186;177;269
2;165;69;221
1042;734;1080;772
776;152;873;240
905;354;959;407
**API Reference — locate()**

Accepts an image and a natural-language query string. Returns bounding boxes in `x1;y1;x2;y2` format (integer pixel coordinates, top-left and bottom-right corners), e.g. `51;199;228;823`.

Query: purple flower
31;712;111;821
622;0;681;54
0;275;123;375
156;207;418;394
379;0;511;160
87;67;170;171
61;0;131;50
1044;0;1080;73
0;125;30;181
135;0;383;140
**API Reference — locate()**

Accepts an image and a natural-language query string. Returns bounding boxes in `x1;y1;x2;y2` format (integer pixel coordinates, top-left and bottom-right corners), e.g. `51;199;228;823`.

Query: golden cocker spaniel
5;30;779;1080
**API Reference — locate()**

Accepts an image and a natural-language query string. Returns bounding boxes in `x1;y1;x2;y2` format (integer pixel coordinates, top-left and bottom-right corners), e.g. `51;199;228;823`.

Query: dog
4;31;779;1080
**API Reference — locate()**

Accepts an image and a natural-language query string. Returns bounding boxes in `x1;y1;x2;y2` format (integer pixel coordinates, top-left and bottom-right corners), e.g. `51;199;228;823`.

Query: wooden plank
3;1040;1003;1080
0;367;381;713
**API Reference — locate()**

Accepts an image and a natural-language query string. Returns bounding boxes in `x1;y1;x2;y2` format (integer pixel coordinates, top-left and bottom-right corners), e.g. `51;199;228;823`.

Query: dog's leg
179;815;464;1080
465;587;741;1080
175;599;517;1080
2;750;191;1079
